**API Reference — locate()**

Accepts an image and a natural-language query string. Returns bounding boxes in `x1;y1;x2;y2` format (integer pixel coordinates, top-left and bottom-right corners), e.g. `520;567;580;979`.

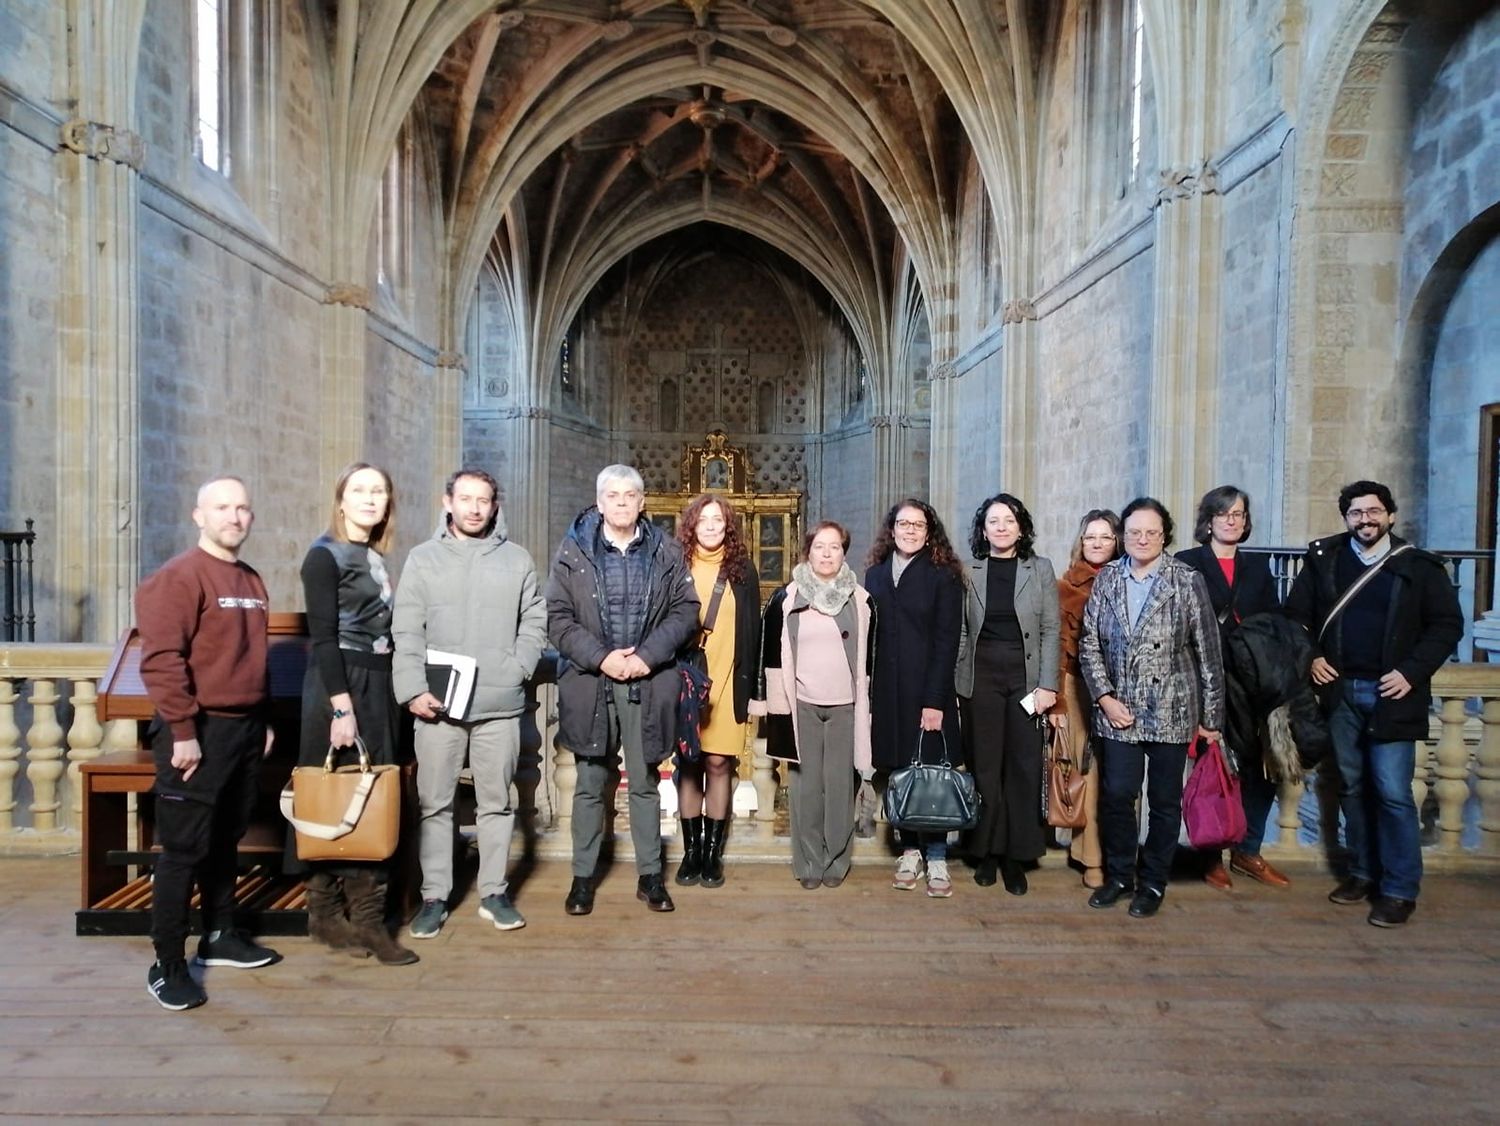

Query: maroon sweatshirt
135;547;270;740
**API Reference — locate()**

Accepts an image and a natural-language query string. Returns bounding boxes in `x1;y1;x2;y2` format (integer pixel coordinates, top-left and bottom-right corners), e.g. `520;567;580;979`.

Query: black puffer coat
1222;612;1331;777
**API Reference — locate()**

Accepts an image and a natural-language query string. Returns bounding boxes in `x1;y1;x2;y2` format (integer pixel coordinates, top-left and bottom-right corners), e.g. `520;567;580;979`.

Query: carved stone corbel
60;119;146;170
1001;299;1037;324
1157;160;1221;203
323;284;371;309
928;361;957;381
435;350;467;370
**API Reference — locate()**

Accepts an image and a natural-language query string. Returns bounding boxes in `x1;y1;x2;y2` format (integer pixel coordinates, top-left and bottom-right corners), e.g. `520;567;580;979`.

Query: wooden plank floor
2;854;1499;1123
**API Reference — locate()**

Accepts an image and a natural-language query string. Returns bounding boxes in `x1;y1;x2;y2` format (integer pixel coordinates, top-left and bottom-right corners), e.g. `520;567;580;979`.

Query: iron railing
1;520;36;642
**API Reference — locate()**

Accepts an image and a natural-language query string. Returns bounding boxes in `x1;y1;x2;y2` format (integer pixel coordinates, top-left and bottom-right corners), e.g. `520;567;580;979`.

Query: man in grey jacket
393;468;548;938
546;465;701;916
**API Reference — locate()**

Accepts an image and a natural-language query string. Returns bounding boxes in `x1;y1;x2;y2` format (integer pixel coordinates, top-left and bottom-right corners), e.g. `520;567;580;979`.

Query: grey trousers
415;715;521;900
789;700;857;882
571;680;663;877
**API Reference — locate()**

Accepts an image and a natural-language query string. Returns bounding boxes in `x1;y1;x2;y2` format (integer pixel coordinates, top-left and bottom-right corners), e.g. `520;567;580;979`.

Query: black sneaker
147;959;207;1011
1367;896;1416;928
196;929;281;968
1328;876;1375;905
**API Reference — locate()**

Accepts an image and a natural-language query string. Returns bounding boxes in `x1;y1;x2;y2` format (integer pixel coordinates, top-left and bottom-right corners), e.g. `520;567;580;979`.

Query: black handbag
674;573;727;764
883;729;981;832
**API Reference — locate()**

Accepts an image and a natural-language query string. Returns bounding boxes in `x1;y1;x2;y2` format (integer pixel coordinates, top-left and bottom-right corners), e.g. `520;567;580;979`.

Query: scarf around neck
793;561;857;615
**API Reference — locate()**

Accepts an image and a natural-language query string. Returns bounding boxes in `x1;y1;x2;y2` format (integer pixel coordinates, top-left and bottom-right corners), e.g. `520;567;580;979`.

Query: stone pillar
926;361;958;520
1148;165;1223;521
869;413;903;512
319;287;372;485
55;2;145;641
999;302;1038;505
26;679;65;832
67;677;105;831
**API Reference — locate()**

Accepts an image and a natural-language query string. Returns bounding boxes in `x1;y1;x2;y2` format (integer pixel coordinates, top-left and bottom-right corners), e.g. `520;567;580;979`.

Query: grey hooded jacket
391;514;548;721
1078;554;1225;744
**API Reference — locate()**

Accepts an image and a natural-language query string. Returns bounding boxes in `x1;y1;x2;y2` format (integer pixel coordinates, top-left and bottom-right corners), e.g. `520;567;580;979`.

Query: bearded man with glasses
1285;480;1462;927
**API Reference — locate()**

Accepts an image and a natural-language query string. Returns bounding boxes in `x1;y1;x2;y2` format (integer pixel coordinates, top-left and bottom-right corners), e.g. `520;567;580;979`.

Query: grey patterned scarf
792;561;857;615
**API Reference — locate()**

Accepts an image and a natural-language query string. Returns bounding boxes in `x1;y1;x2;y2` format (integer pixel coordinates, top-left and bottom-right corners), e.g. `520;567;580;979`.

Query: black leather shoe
1328;876;1375;905
565;877;594;916
1367;895;1416;928
1128;888;1164;918
974;856;998;887
1087;880;1132;909
637;873;676;912
1000;859;1028;897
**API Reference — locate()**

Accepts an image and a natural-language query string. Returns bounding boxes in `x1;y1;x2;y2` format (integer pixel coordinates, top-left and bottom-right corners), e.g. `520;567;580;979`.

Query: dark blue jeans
1328;678;1422;900
1237;765;1279;854
1098;737;1188;894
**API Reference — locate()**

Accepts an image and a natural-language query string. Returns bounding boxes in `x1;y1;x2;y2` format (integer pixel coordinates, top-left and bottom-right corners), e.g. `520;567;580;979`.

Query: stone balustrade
3;642;1499;869
0;644;137;853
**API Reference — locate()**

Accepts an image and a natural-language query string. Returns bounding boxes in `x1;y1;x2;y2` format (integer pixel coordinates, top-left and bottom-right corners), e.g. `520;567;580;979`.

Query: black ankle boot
1000;858;1028;896
675;816;704;886
700;818;728;888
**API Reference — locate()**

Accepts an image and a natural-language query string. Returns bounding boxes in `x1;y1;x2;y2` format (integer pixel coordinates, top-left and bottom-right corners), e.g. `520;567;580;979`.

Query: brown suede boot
345;872;419;966
304;871;371;957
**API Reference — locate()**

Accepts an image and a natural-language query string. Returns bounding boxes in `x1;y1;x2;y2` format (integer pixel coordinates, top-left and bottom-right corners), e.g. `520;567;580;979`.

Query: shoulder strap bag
1317;544;1414;642
280;738;401;862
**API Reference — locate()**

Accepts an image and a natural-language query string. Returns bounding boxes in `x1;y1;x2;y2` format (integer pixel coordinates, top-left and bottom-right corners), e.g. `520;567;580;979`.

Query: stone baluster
1275;777;1304;849
552;739;576;835
67;677;105;832
26;679;66;832
104;717;140;753
0;677;20;832
1431;695;1471;853
1478;698;1500;856
751;734;778;840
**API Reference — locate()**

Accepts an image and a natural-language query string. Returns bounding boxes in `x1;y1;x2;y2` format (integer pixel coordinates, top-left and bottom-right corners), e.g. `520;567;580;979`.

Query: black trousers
1097;737;1188;893
150;713;264;962
962;639;1045;862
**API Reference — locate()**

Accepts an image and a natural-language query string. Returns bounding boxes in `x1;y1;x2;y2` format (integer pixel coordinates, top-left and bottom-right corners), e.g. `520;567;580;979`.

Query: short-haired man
393;468;548;938
1286;480;1463;927
136;476;281;1011
546;465;701;915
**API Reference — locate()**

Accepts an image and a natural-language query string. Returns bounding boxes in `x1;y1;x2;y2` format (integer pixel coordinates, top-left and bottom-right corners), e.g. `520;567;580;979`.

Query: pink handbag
1182;738;1247;850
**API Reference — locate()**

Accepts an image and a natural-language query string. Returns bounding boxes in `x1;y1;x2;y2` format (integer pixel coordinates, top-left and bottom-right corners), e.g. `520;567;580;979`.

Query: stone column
1148;164;1224;521
55;1;145;642
999;302;1038;506
318;287;372;485
926;361;958;520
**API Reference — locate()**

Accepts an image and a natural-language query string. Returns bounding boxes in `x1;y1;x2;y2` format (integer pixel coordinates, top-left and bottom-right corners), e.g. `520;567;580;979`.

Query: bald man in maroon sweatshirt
136;476;282;1011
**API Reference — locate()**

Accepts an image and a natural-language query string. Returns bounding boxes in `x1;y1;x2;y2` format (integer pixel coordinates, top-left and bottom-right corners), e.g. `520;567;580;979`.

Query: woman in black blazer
1176;485;1287;892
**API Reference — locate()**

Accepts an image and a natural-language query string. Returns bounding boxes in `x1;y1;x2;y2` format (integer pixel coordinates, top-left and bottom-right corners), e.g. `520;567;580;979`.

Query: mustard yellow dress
691;546;751;759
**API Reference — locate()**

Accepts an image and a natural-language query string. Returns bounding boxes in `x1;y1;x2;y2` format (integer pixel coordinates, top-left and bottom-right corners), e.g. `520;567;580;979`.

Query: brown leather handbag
1043;717;1088;830
280;739;400;862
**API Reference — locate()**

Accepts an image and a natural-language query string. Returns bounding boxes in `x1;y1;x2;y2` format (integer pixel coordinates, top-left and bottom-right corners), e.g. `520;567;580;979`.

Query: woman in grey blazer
955;494;1061;893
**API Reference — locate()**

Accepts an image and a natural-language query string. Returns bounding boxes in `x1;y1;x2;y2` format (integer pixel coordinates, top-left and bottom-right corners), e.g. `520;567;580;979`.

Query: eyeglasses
1214;511;1246;523
894;520;928;532
1124;529;1164;542
1346;507;1387;521
1081;535;1116;544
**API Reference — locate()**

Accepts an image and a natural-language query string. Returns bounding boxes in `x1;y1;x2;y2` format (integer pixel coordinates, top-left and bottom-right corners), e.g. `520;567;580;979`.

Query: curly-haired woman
673;494;761;887
866;499;966;897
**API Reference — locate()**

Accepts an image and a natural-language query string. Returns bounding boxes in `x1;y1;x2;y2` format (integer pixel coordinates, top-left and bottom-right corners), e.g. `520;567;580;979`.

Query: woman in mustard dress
674;494;761;887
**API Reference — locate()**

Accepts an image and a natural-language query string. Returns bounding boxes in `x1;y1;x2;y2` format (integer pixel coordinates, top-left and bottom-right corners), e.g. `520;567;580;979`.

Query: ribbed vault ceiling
403;0;979;396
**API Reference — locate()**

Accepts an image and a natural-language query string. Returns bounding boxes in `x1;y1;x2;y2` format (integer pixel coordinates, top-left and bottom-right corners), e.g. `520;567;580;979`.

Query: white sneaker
892;849;923;890
926;859;953;898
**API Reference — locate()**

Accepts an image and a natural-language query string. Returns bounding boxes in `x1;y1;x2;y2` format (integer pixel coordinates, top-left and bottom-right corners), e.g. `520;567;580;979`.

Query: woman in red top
1176;485;1286;891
